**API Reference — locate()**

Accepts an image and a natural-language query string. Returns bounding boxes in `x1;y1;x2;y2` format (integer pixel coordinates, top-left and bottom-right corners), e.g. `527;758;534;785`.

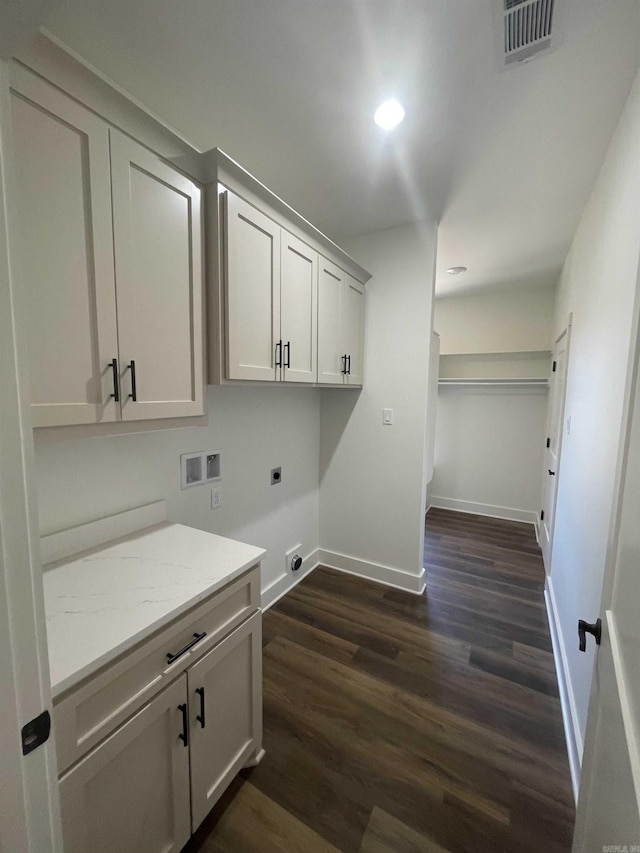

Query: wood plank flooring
184;508;574;853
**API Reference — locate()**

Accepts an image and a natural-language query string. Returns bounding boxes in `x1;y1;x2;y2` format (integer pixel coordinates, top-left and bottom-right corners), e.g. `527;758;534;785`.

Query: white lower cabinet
57;608;262;852
59;676;191;853
188;613;262;831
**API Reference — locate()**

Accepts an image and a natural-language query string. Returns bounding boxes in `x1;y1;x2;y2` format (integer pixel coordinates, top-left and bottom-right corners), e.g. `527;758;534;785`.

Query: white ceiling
32;0;640;295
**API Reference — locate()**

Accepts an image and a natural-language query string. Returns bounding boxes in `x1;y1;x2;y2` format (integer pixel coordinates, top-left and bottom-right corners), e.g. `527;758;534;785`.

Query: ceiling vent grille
503;0;555;64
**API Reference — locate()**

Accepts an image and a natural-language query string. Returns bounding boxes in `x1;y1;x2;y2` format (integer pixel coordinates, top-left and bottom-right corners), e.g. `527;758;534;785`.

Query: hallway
186;509;574;853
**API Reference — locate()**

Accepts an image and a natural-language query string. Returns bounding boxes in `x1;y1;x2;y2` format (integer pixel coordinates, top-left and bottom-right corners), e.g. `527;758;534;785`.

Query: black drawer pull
109;358;120;402
166;631;206;665
178;703;188;747
196;687;205;729
128;360;137;401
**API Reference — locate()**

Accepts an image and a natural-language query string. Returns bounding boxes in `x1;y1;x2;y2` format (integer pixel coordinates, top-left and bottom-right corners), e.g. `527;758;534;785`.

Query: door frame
0;59;62;852
540;316;572;572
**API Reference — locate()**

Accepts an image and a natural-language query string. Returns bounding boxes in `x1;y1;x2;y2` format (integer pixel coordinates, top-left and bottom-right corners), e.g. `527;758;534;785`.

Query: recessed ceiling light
374;100;405;130
447;266;467;275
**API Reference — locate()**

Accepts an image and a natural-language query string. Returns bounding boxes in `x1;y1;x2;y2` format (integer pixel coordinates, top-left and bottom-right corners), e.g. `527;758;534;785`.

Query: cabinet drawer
54;564;259;774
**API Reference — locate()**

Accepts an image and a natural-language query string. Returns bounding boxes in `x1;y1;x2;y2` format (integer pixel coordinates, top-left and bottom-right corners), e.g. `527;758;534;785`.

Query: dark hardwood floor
185;508;574;853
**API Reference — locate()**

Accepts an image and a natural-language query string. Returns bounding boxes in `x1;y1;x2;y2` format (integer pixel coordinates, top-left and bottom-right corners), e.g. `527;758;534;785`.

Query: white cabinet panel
344;275;365;386
317;258;346;385
59;676;190;853
9;81;119;427
318;261;365;386
110;130;204;420
224;191;280;381
281;231;317;383
188;613;262;832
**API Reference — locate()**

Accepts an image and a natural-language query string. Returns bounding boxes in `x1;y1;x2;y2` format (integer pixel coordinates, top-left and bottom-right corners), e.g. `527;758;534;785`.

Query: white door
572;297;640;849
281;231;317;383
541;325;571;571
59;675;191;853
110;129;204;420
317;257;347;385
343;275;366;386
224;190;281;381
9;70;119;427
188;613;262;832
0;60;62;853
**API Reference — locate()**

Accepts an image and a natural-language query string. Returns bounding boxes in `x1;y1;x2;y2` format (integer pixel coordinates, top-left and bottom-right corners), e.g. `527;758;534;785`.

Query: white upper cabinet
343;275;365;386
317;261;365;387
224;190;281;381
209;153;369;387
9;73;204;428
10;78;119;427
317;258;347;385
280;231;317;384
223;190;319;384
110;130;204;420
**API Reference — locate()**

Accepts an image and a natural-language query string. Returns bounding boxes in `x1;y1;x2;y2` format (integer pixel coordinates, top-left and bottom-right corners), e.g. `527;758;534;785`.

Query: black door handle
178;703;188;746
341;354;348;375
347;354;351;375
128;360;137;401
109;358;120;402
283;341;291;369
578;618;602;652
548;469;556;476
275;340;282;368
196;687;205;728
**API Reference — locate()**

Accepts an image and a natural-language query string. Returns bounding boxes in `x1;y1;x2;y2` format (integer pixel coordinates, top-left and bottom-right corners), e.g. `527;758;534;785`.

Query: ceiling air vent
503;0;555;65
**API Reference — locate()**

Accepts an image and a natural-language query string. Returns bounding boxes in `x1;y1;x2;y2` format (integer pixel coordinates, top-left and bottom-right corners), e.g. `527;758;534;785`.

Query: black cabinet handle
341;354;348;375
284;341;291;368
196;687;205;729
347;355;351;375
178;703;188;746
578;618;602;652
166;631;206;665
548;469;556;476
109;358;120;402
128;360;137;401
275;340;282;368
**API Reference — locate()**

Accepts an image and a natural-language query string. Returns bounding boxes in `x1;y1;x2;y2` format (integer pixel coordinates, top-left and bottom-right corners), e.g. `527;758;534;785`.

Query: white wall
431;287;554;522
547;66;640;772
319;221;437;593
435;286;554;354
34;386;320;607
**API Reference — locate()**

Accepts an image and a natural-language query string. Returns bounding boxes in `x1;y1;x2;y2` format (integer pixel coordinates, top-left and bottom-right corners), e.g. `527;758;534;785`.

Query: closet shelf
438;377;549;387
437;349;552;385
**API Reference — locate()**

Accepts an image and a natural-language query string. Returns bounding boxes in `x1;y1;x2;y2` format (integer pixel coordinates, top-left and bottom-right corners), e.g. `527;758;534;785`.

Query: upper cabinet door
110;130;204;420
280;232;317;384
344;275;365;386
10;80;119;427
224;191;281;381
317;258;347;385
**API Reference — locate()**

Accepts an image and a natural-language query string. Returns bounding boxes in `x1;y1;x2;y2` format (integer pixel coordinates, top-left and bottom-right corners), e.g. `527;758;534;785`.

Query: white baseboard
545;577;583;803
318;549;426;595
261;549;319;611
430;496;537;526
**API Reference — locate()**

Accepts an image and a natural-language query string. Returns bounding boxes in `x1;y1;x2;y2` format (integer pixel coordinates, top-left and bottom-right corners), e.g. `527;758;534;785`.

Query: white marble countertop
43;521;265;697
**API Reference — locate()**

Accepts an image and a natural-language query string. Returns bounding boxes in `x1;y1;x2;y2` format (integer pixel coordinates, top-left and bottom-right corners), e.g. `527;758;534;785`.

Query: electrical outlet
285;544;303;573
211;487;222;509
